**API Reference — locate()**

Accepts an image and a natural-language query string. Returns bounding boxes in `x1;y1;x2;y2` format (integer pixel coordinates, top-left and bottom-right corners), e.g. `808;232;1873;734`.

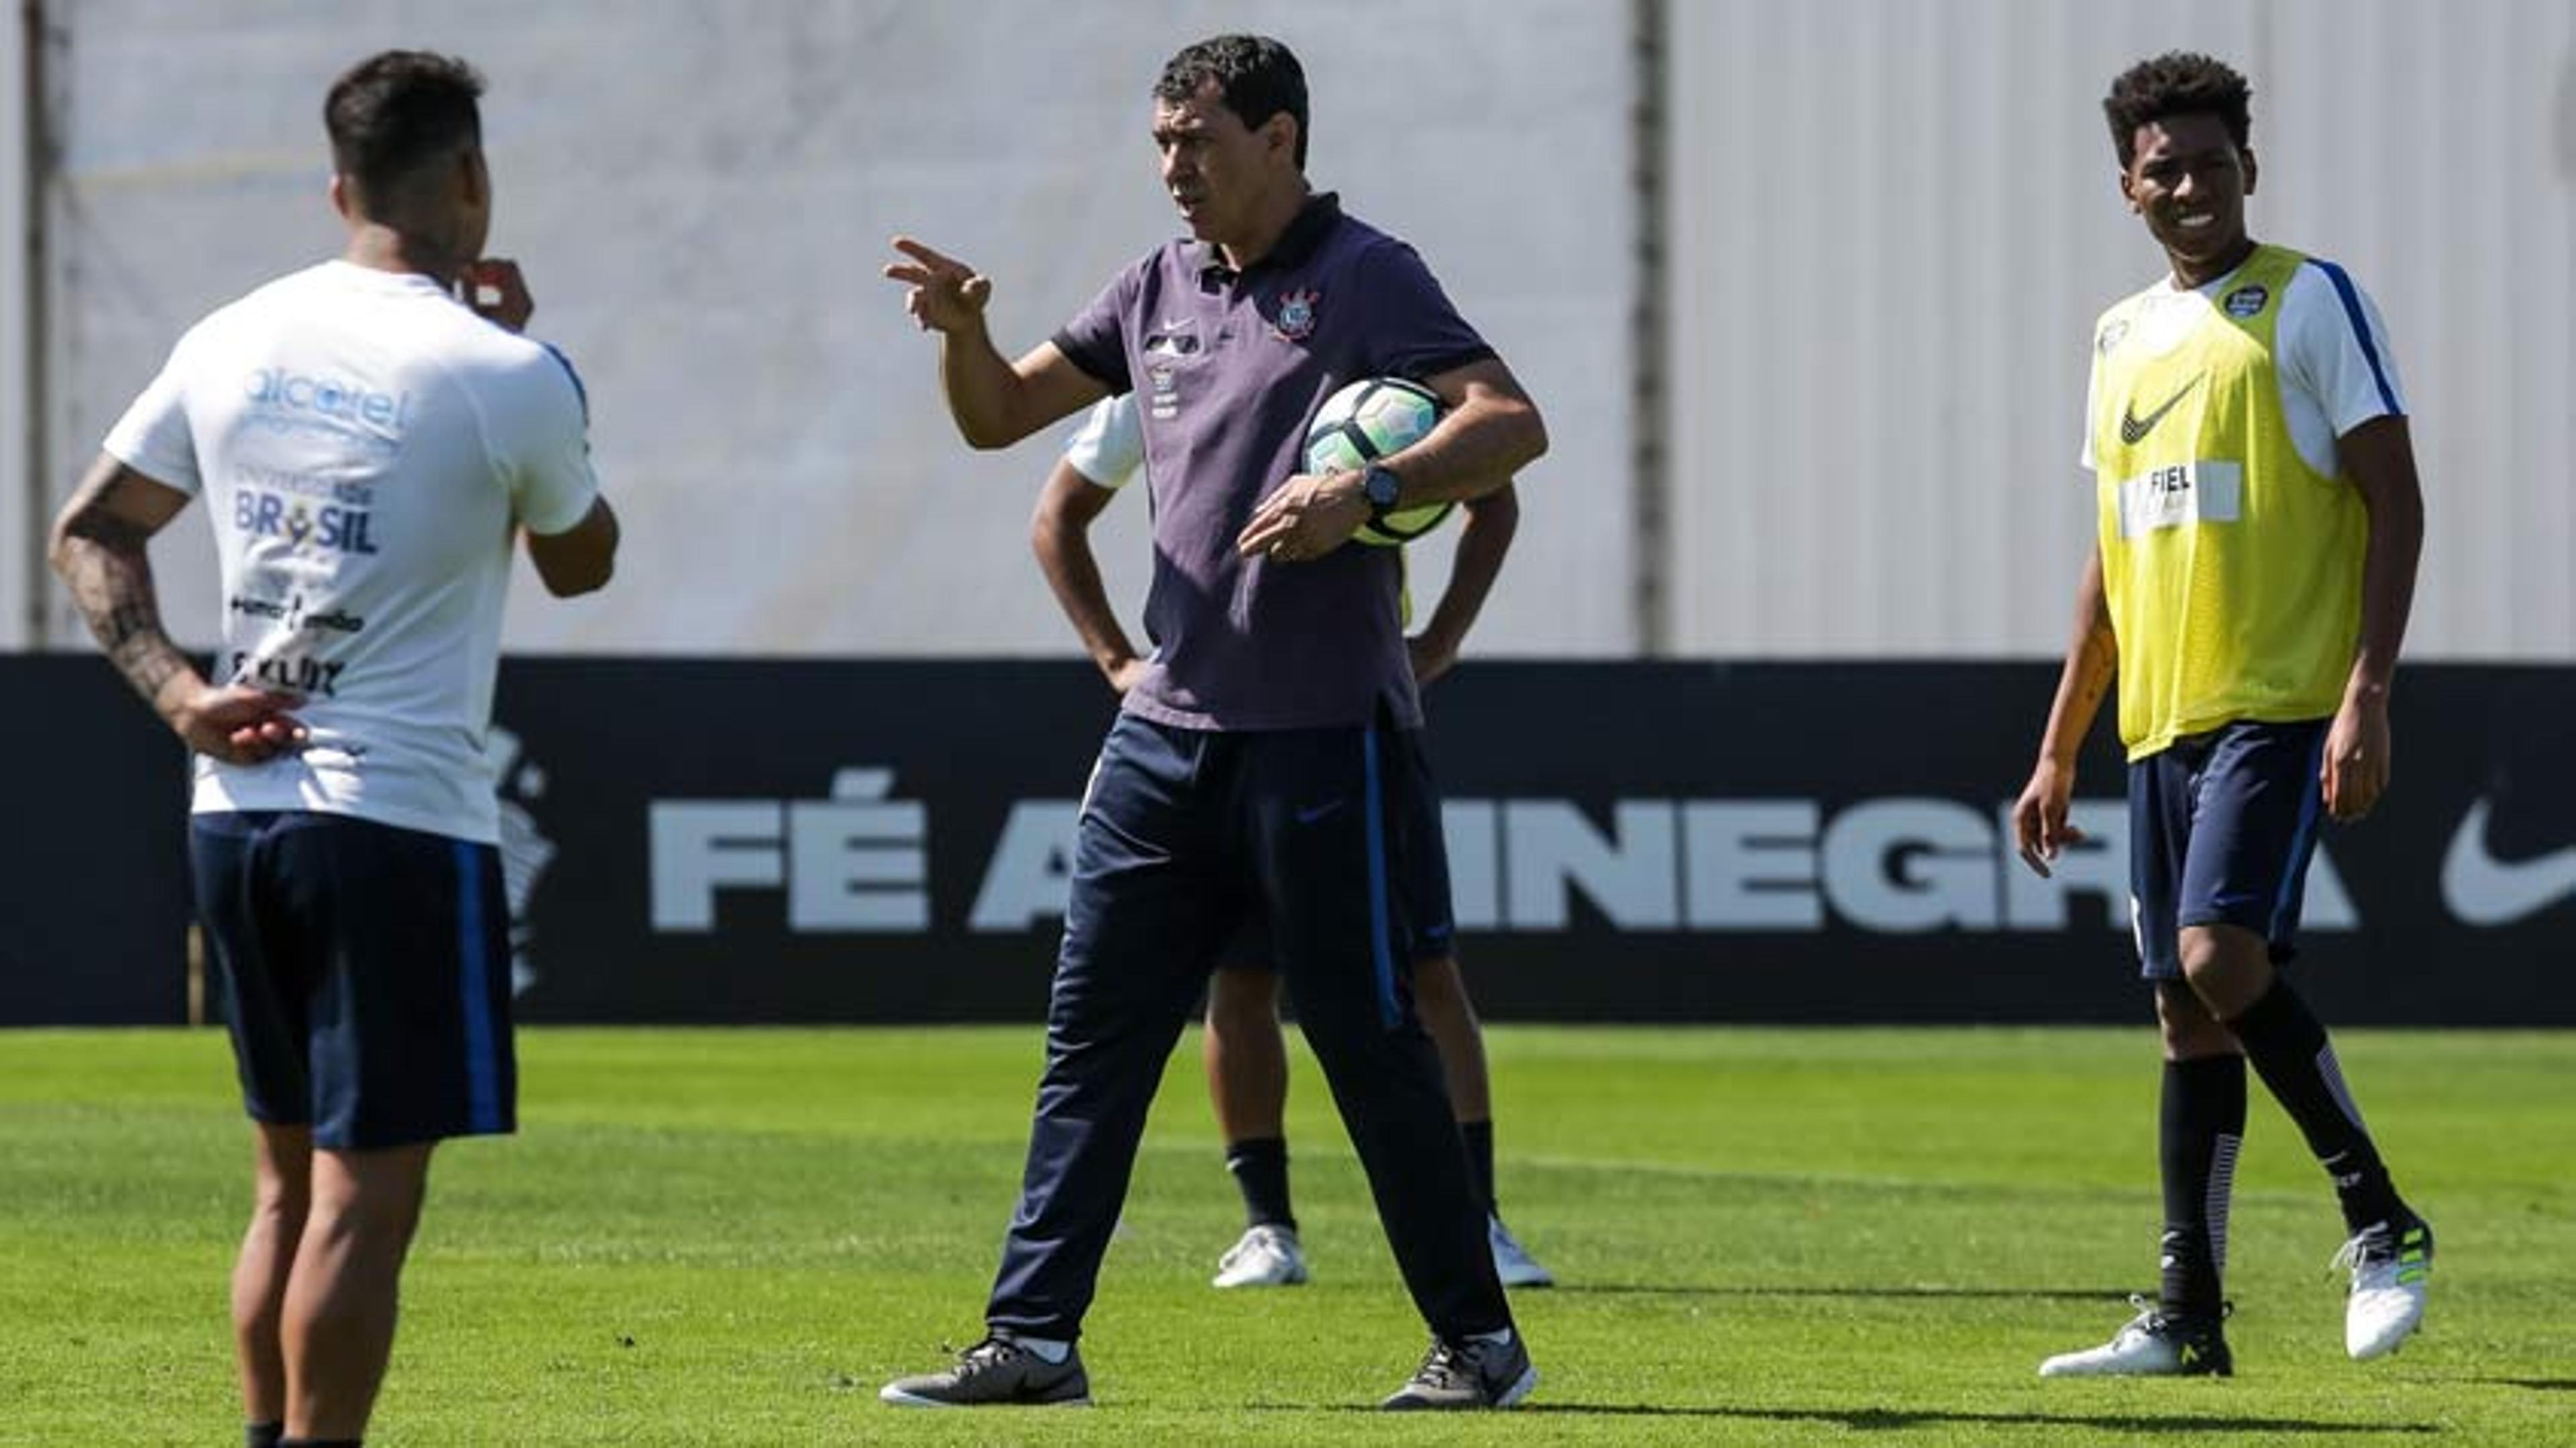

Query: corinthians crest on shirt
1272;289;1322;342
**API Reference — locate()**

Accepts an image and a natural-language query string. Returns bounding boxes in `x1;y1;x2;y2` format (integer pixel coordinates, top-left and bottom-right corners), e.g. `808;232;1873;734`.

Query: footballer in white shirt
47;50;617;1448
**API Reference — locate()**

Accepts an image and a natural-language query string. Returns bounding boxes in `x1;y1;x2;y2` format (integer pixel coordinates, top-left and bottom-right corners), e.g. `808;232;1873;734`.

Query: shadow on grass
1511;1404;2440;1433
1550;1283;2135;1302
1290;1402;2434;1433
2481;1378;2576;1392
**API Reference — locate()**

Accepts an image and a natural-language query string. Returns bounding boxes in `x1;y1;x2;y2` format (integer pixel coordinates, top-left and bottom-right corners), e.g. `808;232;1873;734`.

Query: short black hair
325;50;484;206
1155;34;1308;169
2104;52;2252;169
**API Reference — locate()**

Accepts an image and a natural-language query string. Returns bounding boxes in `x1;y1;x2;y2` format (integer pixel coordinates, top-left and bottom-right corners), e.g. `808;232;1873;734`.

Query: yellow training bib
2089;245;2367;760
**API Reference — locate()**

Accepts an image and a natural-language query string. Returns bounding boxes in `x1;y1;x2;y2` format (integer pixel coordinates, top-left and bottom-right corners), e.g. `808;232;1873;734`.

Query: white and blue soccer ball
1303;376;1457;546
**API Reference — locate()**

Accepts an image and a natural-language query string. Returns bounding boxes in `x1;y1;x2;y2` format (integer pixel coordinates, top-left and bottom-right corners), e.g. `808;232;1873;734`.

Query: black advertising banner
1;659;193;1024
484;660;2572;1027
488;660;1116;1023
11;659;2572;1025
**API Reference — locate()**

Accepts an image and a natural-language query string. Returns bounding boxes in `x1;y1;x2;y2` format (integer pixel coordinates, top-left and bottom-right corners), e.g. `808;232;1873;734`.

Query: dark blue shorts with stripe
192;811;515;1149
2127;718;2331;980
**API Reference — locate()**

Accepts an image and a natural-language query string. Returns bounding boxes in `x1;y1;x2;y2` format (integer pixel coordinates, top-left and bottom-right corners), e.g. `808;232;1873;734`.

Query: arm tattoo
67;509;156;552
56;507;193;712
102;600;158;650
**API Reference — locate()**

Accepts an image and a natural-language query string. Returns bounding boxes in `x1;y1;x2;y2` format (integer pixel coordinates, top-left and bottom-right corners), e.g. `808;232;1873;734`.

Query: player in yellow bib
2012;52;2430;1378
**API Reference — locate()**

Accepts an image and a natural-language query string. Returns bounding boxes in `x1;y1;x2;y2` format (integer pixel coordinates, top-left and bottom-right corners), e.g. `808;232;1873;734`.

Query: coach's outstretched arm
50;456;305;763
883;236;1106;450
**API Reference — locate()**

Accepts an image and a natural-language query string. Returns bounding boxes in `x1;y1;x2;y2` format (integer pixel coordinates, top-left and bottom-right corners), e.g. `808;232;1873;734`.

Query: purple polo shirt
1053;193;1496;732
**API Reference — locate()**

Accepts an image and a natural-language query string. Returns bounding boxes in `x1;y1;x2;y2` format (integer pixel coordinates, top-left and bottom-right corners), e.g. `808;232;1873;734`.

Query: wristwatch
1360;464;1403;519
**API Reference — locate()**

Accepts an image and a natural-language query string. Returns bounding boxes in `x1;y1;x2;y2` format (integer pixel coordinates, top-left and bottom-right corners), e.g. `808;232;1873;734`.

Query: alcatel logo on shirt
244;368;413;433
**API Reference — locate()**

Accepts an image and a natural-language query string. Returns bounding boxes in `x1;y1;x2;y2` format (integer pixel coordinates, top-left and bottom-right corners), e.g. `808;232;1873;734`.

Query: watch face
1366;467;1401;508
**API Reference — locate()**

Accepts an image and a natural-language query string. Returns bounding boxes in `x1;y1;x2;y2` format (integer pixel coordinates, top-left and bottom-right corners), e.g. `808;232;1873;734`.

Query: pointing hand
883;237;994;335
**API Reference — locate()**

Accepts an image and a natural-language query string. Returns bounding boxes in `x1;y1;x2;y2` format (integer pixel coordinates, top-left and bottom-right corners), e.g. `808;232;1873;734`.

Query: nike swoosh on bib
2440;798;2576;926
2119;372;2206;445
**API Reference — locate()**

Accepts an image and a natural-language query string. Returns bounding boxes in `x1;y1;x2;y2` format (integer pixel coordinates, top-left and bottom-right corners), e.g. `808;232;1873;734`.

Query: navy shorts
2127;719;2330;980
1217;729;1455;972
191;811;516;1149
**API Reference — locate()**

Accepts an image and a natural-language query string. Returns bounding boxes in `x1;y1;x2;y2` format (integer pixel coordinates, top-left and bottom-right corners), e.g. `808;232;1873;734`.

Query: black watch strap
1362;464;1403;518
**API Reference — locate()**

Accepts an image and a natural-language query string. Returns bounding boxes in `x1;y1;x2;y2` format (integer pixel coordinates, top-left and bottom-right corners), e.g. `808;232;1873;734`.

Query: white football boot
1211;1223;1309;1288
2335;1215;2433;1360
2038;1296;2233;1378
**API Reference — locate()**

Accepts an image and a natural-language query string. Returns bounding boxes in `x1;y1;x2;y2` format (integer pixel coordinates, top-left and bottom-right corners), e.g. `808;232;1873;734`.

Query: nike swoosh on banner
2439;798;2576;926
2119;372;2206;445
1295;799;1348;825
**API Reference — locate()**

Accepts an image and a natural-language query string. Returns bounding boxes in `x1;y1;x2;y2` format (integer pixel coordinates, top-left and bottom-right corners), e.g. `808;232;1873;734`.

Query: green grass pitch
3;1025;2570;1445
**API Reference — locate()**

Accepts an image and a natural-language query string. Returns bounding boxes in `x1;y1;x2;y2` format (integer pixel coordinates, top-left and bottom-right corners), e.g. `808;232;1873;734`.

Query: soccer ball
1303;376;1458;546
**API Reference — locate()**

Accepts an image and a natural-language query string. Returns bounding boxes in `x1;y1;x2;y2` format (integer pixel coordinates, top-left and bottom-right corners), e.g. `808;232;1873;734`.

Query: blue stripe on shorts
454;841;504;1134
2269;729;2329;941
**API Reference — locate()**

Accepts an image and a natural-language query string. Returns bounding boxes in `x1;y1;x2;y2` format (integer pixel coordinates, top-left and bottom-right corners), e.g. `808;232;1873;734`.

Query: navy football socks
1225;1137;1296;1230
2227;978;2404;1231
2157;1053;2245;1320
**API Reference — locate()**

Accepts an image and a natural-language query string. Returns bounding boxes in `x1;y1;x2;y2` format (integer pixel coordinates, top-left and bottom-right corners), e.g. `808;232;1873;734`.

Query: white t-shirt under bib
1063;393;1145;489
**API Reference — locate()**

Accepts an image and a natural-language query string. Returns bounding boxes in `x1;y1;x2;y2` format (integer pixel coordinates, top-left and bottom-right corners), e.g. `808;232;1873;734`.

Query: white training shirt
2080;253;2406;475
1063;393;1145;489
103;260;600;845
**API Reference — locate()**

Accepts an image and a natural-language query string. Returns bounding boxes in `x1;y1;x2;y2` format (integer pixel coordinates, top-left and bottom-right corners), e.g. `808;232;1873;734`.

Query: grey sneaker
1380;1331;1538;1410
879;1336;1090;1407
1488;1214;1555;1288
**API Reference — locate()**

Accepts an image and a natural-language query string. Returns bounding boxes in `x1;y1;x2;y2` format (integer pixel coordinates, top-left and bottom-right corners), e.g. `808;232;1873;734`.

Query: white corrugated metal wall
13;3;2571;661
29;0;1635;657
1665;0;2576;660
2;9;29;651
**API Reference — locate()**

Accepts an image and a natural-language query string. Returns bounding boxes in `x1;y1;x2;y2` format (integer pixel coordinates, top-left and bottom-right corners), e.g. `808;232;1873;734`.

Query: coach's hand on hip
1236;470;1366;563
883;237;994;335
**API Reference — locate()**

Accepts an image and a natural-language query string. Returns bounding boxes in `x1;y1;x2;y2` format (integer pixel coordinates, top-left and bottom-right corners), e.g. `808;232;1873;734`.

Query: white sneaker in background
1487;1214;1555;1288
1211;1223;1309;1288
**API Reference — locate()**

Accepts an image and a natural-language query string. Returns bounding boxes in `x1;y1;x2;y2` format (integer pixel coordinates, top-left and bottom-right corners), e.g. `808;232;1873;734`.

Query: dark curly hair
2102;52;2251;169
325;50;484;206
1155;34;1308;169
